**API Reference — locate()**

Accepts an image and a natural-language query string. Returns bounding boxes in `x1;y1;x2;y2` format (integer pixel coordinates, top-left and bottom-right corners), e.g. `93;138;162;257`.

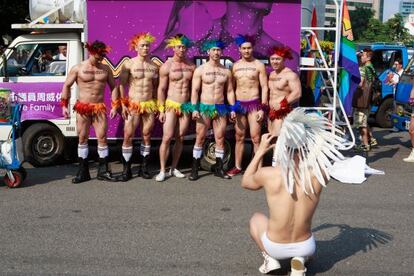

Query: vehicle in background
357;43;409;128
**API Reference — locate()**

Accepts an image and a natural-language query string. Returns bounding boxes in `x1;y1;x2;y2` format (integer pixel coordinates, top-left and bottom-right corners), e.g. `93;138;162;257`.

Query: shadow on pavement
307;223;393;275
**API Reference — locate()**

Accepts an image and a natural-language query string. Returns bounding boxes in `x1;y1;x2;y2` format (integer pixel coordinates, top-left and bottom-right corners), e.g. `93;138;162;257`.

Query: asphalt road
1;127;413;275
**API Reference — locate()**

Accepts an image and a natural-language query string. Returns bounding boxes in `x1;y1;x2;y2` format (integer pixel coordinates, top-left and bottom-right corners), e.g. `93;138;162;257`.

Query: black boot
72;158;91;184
119;156;132;182
214;157;231;179
188;158;200;181
97;157;118;181
140;155;151;179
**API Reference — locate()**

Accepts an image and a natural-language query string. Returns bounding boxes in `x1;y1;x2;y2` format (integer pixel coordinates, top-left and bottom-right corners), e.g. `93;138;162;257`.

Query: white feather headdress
273;108;346;194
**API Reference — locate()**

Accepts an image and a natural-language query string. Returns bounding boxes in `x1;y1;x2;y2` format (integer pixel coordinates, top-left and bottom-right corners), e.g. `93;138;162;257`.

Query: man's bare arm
152;66;159;99
286;72;302;104
258;63;269;104
157;63;169;106
191;67;202;105
61;65;79;100
226;70;236;105
241;133;275;190
118;62;130;99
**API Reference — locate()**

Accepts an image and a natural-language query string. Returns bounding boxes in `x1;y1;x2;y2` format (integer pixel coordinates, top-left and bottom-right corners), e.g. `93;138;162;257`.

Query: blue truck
358;43;410;128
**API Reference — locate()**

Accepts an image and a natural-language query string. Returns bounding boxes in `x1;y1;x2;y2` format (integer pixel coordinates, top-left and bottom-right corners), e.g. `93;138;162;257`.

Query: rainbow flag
306;6;323;105
338;0;361;116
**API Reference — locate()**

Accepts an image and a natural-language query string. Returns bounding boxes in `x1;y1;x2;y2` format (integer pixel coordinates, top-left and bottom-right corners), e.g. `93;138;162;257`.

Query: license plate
405;120;411;130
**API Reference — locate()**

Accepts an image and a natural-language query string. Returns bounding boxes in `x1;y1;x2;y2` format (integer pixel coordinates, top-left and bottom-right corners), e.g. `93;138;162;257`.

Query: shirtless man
242;108;345;275
227;35;268;176
118;33;159;181
189;40;236;181
268;46;301;137
61;40;118;183
155;34;195;182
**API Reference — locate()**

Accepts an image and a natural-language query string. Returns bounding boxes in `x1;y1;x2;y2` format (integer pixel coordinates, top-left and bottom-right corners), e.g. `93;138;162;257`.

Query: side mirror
18;67;28;76
2;35;12;46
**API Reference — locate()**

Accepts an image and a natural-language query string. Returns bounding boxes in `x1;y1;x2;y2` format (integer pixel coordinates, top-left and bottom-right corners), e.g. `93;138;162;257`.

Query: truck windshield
0;43;67;77
372;49;402;75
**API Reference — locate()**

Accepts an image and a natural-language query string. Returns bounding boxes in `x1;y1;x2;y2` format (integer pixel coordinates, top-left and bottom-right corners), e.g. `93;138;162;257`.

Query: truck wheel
23;123;64;167
375;98;394;128
200;139;233;172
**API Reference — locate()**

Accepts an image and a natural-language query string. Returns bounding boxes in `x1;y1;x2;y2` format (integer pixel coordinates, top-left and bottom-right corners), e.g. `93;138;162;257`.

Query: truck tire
22;123;64;167
200;138;233;172
375;98;394;128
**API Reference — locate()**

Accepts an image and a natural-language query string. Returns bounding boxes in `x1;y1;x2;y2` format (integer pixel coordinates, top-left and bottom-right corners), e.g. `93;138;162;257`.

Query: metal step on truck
0;0;304;169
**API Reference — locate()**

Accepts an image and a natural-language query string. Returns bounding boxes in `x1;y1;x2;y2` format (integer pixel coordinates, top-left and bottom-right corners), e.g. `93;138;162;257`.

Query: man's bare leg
247;110;262;167
140;112;155;179
93;113;116;181
229;114;247;175
189;116;210;181
170;114;190;177
268;118;283;167
119;114;140;181
213;116;231;179
250;212;281;274
72;114;92;184
156;111;178;181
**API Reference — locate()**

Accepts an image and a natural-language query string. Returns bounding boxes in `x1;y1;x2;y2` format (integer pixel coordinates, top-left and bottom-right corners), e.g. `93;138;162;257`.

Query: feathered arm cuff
60;98;69;108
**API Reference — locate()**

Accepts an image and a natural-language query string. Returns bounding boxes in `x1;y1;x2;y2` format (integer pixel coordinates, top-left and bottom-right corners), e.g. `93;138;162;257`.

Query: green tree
349;6;374;41
360;18;390;43
386;13;413;44
0;0;29;44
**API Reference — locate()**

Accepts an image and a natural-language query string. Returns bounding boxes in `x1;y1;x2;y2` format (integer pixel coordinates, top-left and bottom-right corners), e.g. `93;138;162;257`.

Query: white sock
78;144;88;159
193;146;202;159
122;146;133;162
97;145;109;158
140;144;151;157
215;148;224;159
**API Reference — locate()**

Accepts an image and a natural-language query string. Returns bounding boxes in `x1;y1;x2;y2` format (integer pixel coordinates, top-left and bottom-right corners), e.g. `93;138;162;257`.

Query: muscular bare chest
169;64;193;82
234;66;258;81
269;74;288;91
130;64;158;81
202;69;228;85
78;67;108;83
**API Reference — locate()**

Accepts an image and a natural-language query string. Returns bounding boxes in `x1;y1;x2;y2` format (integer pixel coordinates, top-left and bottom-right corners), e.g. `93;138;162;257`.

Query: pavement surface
1;127;413;276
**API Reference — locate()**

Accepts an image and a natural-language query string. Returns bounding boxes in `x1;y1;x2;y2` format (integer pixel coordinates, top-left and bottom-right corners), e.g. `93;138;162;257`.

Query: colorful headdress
165;34;192;48
234;34;256;47
269;46;293;60
273;108;346;194
85;40;111;56
201;39;225;52
129;32;156;50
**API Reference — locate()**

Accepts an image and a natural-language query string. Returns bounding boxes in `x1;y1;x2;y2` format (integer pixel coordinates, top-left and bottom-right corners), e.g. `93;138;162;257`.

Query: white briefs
261;233;316;260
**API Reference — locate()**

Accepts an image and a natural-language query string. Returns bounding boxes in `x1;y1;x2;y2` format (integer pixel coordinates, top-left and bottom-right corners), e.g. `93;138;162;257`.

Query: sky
383;0;400;22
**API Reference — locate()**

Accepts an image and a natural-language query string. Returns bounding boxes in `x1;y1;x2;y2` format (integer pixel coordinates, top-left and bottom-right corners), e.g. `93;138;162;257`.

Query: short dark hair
363;48;374;59
395;58;402;65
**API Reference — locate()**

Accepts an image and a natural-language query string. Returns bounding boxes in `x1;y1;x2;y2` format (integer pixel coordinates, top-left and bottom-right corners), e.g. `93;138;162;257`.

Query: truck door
0;42;69;122
0;41;71;166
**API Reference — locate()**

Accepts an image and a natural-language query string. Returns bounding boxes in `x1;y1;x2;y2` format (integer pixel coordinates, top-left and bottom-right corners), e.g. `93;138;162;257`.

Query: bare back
165;59;195;102
123;57;159;101
74;61;113;103
268;67;299;107
261;166;322;243
198;62;231;104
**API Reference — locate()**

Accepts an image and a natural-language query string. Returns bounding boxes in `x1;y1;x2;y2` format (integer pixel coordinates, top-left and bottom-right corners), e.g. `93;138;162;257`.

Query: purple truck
0;0;300;167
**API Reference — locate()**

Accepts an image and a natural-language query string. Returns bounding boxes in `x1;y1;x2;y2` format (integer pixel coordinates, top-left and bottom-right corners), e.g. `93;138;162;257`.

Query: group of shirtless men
60;33;301;184
60;33;347;275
